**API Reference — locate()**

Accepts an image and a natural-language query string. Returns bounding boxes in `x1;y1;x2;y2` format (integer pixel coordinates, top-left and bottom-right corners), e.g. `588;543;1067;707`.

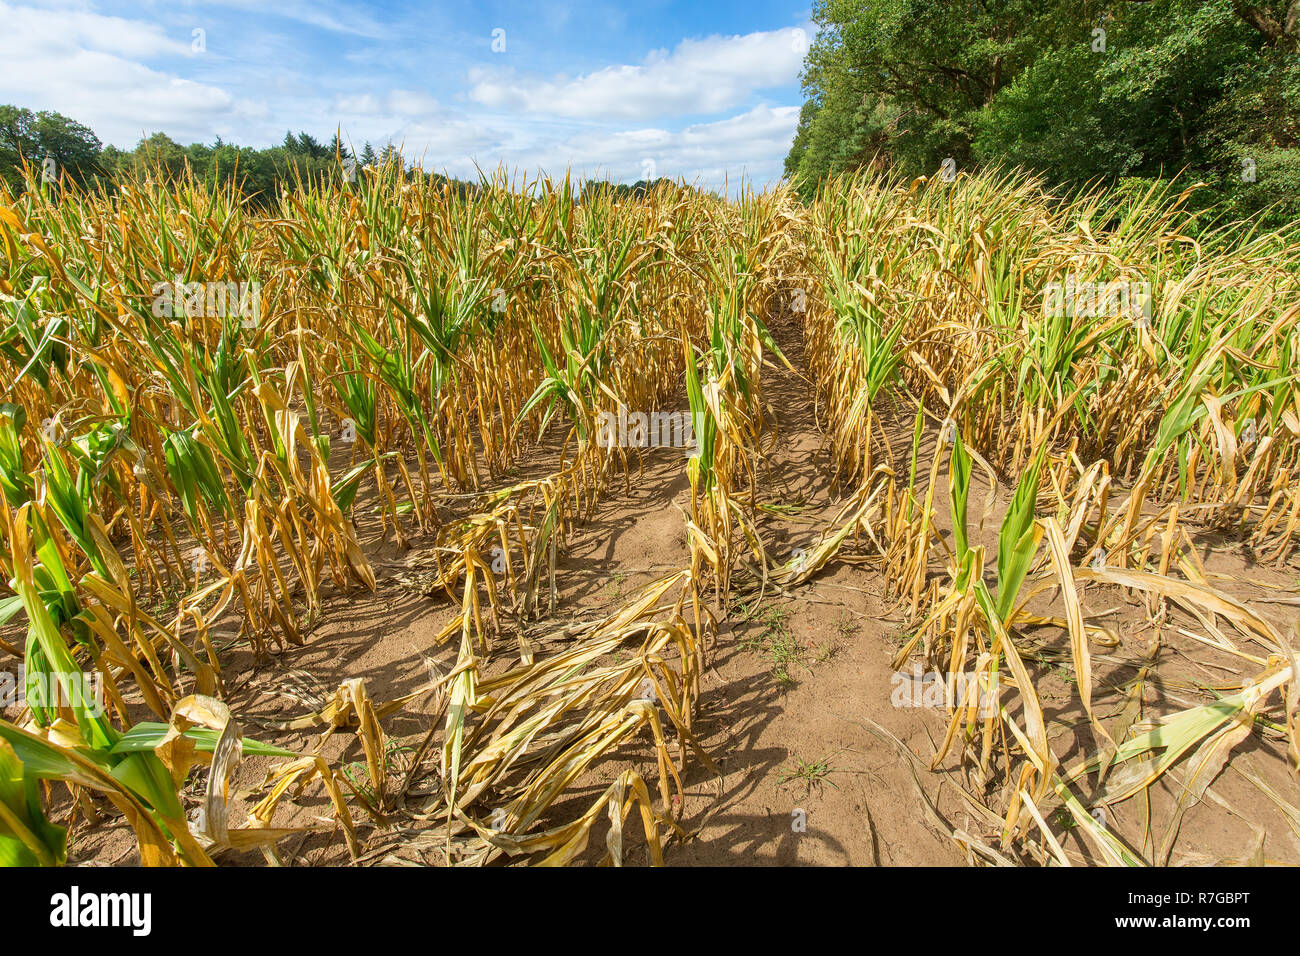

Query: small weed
342;739;415;806
740;603;811;684
832;611;859;640
605;572;629;602
887;628;914;647
778;750;845;794
1054;807;1079;831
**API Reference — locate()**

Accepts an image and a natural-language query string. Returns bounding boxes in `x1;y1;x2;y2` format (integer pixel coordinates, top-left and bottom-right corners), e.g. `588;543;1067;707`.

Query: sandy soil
16;308;1300;868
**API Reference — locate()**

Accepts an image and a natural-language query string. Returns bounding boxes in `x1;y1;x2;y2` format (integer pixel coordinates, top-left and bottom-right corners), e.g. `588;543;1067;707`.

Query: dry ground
19;310;1300;868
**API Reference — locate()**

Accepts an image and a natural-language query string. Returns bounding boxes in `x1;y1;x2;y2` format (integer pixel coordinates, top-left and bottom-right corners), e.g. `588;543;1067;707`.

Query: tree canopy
0;112;475;206
0;105;104;192
786;0;1300;221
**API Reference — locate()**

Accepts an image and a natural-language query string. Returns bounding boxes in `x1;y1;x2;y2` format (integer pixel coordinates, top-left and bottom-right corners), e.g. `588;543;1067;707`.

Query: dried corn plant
2;153;1297;868
795;166;1300;866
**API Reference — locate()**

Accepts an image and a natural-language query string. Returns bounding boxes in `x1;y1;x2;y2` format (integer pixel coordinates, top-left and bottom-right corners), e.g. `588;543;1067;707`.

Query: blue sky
0;0;814;189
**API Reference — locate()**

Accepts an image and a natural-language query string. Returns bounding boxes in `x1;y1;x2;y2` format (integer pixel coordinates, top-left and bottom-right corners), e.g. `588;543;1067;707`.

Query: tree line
0;106;703;207
785;0;1300;222
0;105;476;204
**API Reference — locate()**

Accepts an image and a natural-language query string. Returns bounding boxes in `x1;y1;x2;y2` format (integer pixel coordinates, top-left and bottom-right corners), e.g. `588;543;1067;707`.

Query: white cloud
333;93;383;115
385;90;439;117
195;0;388;39
468;27;807;120
405;104;801;192
0;3;805;192
0;2;238;144
331;90;438;118
0;1;193;59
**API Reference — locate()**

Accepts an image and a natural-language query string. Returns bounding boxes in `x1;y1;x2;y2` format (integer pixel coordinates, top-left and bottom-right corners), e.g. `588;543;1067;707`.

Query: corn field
0;158;1297;867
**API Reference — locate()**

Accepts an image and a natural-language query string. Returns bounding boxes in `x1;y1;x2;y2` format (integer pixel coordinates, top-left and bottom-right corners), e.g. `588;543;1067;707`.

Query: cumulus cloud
0;1;238;143
467;27;808;120
0;3;807;191
1;1;194;59
332;90;439;118
410;104;801;191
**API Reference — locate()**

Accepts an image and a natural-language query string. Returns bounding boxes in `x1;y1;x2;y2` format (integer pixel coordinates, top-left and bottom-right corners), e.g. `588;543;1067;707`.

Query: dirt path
55;307;1300;868
641;308;963;864
254;305;967;867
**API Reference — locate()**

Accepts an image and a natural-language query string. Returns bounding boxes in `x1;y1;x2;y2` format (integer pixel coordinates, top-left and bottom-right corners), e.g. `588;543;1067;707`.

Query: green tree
788;0;1083;191
786;0;1300;221
0;105;105;191
32;111;103;183
0;105;39;191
